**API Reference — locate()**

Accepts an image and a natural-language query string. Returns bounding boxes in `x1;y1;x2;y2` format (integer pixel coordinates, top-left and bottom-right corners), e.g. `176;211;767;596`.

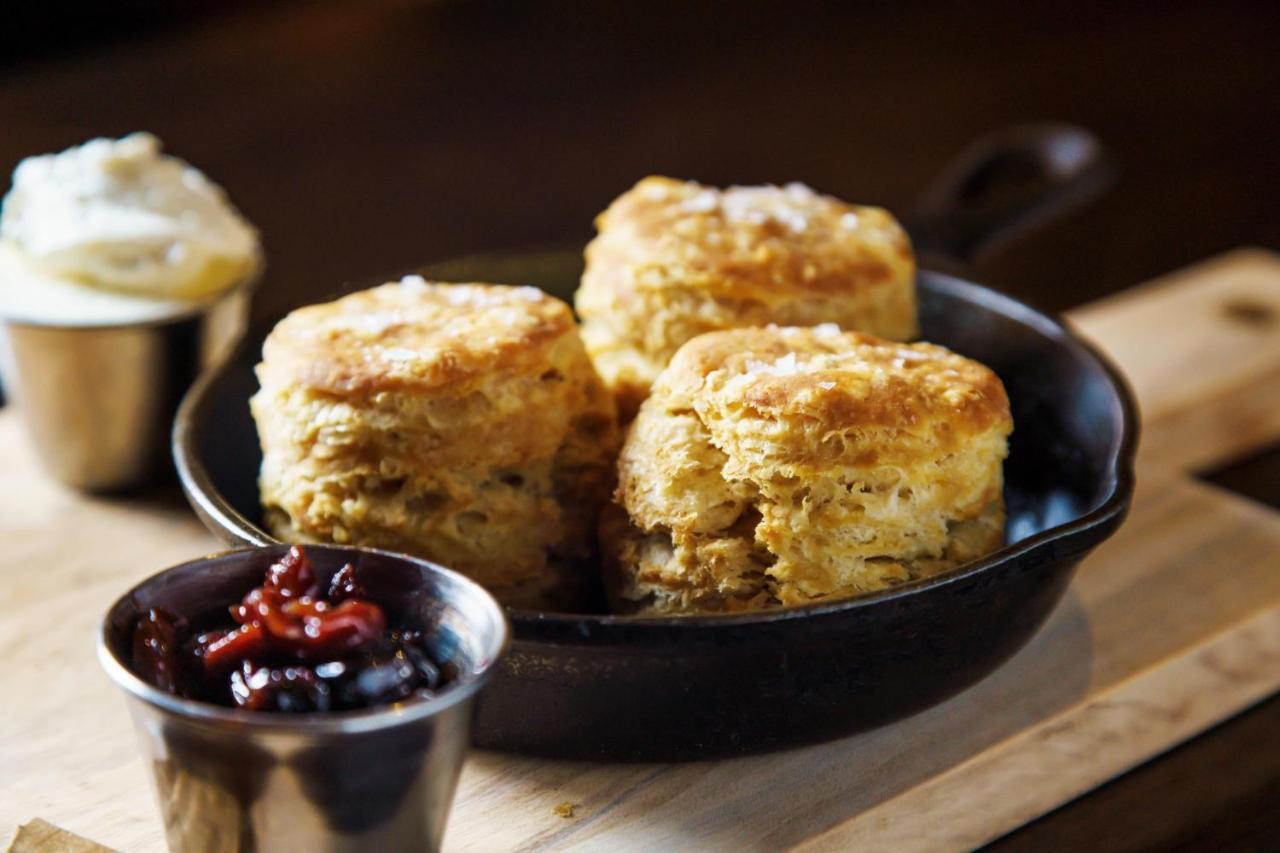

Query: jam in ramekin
131;546;452;712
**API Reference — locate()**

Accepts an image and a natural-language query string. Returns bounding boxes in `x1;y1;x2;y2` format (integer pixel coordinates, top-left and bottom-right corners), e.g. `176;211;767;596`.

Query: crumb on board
8;819;116;852
553;801;577;819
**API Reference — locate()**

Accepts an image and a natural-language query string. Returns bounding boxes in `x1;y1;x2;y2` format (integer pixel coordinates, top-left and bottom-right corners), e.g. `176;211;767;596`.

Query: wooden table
2;250;1279;851
2;2;1279;848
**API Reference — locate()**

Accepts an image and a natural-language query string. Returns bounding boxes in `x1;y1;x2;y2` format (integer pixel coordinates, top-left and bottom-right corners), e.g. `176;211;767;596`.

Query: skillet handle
906;123;1116;265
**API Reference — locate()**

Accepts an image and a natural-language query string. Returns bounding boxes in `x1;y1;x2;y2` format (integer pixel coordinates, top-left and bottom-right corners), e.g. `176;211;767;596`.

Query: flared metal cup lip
98;543;511;736
0;266;261;332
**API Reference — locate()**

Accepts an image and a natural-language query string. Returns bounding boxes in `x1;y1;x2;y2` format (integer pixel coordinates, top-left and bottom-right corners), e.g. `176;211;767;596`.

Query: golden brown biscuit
604;325;1011;614
575;176;917;419
251;277;618;609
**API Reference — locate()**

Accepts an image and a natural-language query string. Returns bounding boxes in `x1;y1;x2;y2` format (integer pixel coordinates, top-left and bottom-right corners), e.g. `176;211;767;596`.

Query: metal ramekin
0;277;253;491
99;544;509;852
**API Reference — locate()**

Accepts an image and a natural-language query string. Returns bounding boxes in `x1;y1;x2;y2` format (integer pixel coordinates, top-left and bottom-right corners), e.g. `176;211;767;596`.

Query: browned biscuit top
259;278;576;396
586;176;914;303
657;325;1011;439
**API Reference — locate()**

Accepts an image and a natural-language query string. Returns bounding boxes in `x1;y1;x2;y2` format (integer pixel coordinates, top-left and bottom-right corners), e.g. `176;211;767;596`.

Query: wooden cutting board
2;249;1279;852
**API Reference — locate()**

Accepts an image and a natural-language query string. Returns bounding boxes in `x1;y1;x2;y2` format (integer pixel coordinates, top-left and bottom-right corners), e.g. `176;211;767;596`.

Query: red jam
131;546;452;712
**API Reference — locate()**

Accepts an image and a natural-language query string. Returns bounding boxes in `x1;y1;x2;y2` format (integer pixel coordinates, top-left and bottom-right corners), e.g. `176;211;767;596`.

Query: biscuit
575;177;917;419
604;325;1011;614
251;277;618;609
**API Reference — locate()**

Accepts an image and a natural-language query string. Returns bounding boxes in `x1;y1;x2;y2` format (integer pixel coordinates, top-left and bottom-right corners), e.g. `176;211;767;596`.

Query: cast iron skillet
174;125;1136;760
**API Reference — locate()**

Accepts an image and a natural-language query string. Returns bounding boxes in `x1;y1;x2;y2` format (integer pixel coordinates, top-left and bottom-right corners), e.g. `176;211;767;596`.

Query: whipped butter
0;133;260;325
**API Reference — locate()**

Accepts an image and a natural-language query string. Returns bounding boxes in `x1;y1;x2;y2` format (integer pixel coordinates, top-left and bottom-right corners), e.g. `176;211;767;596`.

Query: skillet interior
175;248;1136;758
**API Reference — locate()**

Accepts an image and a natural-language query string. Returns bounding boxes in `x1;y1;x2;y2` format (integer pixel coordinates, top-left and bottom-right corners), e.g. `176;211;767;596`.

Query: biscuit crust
604;325;1012;614
252;278;618;608
576;177;918;418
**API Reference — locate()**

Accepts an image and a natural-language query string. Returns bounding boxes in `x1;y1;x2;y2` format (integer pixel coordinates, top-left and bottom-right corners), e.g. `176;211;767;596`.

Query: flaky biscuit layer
252;278;618;609
576;177;918;417
605;325;1011;614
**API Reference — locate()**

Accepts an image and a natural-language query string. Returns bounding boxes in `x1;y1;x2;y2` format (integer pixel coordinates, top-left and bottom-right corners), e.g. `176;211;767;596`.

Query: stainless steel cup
0;282;251;491
99;545;509;853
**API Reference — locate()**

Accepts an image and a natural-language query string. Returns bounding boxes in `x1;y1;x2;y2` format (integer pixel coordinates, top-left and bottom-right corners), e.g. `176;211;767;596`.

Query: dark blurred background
4;0;1280;323
3;1;1278;849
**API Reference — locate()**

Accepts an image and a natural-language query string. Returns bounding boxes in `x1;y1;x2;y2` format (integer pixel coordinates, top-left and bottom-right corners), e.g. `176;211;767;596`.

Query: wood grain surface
1;249;1278;851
